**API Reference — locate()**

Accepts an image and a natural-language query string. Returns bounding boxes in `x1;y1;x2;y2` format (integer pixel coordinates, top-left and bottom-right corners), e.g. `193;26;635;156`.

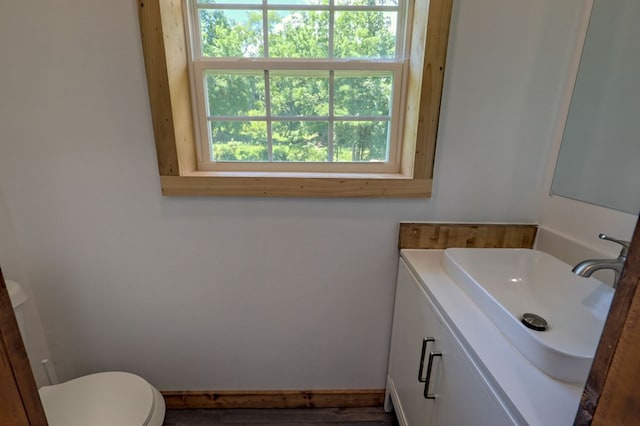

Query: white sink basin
442;248;614;384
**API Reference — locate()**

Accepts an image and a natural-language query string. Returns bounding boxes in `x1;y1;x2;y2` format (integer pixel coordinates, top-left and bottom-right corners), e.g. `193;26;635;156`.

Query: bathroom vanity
385;250;588;426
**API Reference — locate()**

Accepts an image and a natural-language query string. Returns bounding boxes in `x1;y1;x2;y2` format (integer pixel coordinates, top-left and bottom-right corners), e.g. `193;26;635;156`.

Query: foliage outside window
138;0;452;197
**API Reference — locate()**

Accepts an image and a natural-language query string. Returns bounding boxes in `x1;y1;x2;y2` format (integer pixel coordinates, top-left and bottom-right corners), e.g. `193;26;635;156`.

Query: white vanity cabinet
386;259;514;426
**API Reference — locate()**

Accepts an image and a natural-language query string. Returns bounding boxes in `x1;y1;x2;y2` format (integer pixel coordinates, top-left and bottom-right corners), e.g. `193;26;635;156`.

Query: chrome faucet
572;234;629;288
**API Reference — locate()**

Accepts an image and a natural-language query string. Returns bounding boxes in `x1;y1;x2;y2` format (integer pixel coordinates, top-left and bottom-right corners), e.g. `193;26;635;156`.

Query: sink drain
521;313;548;331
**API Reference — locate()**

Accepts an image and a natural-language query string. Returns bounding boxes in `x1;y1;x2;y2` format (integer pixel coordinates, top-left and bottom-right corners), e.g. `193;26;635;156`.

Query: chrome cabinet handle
418;337;435;383
423;351;442;399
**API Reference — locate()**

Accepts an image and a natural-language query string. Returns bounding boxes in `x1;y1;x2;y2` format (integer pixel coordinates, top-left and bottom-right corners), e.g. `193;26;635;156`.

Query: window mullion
198;59;403;72
395;0;407;59
263;0;269;58
264;70;273;162
184;1;207;165
329;0;335;59
328;70;334;162
193;62;213;164
328;1;335;162
263;1;272;161
191;2;202;59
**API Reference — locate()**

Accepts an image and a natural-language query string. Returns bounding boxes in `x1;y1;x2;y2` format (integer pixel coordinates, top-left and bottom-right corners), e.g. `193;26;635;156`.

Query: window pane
268;10;329;58
270;73;329;117
199;9;263;57
198;0;261;5
205;72;266;116
200;0;331;3
335;0;399;5
334;121;389;162
335;73;392;116
210;121;268;161
270;0;329;4
272;121;329;162
334;11;397;58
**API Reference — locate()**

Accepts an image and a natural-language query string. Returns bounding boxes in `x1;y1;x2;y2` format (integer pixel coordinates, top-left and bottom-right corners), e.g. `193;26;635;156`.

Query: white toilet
7;280;166;426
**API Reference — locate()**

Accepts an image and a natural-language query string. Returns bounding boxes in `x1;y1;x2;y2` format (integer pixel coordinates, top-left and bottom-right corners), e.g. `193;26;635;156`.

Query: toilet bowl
6;280;166;426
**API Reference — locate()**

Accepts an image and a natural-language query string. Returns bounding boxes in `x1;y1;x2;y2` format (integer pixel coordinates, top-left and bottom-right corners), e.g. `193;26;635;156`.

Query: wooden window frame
137;0;453;197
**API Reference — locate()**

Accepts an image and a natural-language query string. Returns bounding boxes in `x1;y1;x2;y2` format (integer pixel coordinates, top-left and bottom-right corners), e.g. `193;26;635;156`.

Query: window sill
160;173;432;197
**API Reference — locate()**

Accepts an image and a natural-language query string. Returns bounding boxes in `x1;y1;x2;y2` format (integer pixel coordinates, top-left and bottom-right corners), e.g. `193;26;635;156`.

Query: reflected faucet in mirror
572;234;629;288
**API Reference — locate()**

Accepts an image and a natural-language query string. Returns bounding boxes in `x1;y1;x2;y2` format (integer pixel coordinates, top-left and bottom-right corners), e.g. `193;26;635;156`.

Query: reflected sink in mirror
442;248;614;384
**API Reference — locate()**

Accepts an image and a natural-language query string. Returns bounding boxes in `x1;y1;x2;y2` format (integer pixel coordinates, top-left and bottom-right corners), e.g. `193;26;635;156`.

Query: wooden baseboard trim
161;389;385;409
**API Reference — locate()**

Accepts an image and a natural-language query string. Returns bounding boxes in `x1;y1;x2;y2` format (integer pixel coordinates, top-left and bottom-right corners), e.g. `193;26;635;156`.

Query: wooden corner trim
581;217;640;424
413;0;454;179
161;389;385;409
138;0;197;176
0;270;48;425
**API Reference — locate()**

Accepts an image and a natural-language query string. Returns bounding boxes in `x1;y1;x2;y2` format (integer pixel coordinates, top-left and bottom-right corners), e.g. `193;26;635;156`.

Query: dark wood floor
162;407;399;426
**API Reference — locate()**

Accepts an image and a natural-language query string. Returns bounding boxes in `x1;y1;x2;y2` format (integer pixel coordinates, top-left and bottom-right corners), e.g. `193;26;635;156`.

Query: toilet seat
39;371;163;426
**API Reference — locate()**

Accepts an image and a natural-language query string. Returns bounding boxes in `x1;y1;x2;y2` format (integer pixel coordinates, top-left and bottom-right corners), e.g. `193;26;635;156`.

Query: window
187;0;406;173
138;0;452;197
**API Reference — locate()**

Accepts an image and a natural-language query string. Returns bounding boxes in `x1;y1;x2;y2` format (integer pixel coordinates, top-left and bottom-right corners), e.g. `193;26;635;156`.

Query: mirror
551;0;640;215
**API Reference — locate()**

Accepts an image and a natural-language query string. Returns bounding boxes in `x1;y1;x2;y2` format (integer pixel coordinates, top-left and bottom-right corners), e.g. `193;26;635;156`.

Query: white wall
0;0;584;390
537;196;637;285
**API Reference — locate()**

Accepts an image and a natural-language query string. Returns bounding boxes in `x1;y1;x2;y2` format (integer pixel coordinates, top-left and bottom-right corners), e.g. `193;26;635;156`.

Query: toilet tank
6;279;28;340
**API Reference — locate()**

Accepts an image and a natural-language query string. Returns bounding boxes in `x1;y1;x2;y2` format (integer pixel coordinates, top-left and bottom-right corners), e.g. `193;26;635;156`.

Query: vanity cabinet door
429;319;514;426
387;260;442;426
387;259;515;426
